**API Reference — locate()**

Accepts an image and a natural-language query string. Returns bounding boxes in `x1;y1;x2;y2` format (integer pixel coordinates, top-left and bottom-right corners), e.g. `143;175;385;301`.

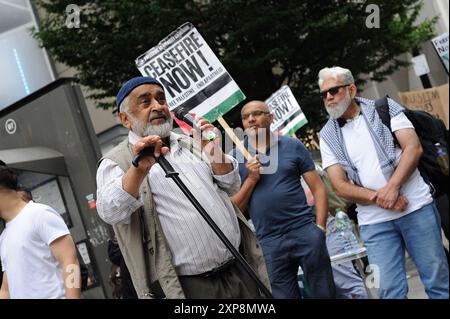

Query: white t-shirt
0;201;70;299
320;112;433;226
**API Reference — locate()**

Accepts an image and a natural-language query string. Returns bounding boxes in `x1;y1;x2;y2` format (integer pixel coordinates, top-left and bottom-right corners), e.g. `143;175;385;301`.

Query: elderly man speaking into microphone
96;76;269;299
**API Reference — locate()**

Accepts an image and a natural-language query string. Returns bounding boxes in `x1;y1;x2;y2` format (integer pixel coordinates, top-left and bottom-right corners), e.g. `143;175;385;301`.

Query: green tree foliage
34;0;437;129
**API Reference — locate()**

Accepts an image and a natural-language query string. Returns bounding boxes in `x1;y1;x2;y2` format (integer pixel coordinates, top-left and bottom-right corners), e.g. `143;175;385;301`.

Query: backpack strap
375;95;399;146
375;95;391;129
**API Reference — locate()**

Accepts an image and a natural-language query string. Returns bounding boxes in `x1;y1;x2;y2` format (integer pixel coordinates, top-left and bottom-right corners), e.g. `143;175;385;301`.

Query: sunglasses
320;84;350;99
241;110;270;120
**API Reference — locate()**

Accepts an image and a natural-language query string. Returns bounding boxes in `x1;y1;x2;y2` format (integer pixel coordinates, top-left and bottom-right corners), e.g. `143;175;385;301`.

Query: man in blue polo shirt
230;100;335;299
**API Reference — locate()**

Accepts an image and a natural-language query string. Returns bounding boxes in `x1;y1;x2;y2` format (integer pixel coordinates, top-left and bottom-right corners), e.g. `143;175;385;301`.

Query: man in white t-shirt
0;166;81;299
317;66;448;299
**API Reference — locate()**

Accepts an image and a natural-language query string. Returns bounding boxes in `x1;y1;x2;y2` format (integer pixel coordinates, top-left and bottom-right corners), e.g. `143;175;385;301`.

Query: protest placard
135;22;245;123
265;85;308;136
399;83;449;128
431;32;449;73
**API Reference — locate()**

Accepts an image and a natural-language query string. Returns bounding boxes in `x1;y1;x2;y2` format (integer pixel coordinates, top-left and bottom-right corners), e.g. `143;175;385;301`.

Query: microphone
174;107;216;141
132;146;155;167
131;146;177;175
133;108;217;168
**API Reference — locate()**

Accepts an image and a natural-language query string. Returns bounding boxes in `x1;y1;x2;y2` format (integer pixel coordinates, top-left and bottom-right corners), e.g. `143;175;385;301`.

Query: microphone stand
132;150;272;299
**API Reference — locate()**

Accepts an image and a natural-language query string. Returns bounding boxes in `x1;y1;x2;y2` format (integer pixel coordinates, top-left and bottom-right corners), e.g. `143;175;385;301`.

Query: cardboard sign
265;85;308;136
135;22;245;122
398;83;449;128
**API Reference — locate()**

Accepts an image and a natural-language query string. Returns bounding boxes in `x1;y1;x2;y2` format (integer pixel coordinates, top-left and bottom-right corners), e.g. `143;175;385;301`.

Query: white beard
325;91;351;119
131;116;173;138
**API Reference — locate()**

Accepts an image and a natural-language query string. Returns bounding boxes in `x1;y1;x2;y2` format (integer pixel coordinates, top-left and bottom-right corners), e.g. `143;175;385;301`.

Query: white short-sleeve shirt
320;112;432;225
0;201;70;299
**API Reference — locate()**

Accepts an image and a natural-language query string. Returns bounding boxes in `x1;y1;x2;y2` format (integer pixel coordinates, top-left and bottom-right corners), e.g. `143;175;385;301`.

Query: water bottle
335;208;359;253
435;143;449;176
297;267;311;298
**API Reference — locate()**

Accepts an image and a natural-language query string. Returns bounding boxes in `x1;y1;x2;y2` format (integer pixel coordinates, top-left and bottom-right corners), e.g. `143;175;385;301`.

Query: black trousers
178;262;266;299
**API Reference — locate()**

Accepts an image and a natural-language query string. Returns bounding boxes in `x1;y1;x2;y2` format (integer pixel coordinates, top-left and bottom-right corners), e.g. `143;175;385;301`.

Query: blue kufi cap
116;76;164;112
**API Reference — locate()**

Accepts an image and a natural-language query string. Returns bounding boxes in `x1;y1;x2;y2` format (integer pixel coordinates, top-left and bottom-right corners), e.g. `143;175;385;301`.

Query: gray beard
132;117;173;138
325;92;351;119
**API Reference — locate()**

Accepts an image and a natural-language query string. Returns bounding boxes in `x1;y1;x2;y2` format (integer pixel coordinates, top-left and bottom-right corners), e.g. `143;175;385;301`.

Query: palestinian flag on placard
278;109;308;136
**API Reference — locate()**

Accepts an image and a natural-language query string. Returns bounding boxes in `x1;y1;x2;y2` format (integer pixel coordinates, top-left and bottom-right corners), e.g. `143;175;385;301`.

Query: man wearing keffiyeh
318;66;448;299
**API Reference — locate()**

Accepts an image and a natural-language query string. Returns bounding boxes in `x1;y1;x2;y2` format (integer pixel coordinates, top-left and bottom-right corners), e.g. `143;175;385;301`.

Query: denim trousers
359;202;449;299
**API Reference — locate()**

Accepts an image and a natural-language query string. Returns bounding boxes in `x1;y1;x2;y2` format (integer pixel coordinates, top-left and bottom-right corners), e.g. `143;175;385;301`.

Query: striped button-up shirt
96;132;241;275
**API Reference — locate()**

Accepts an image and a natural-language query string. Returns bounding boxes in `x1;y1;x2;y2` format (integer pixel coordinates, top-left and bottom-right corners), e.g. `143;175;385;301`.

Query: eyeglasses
319;84;350;100
241;110;270;120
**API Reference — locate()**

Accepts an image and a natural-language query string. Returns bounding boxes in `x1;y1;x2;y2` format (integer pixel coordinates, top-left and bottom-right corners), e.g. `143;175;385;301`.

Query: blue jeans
360;202;449;299
260;222;336;299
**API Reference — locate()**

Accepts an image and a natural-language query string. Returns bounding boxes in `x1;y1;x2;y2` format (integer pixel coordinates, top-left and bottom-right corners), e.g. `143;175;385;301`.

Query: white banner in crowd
135;22;245;122
431;32;449;73
265;85;308;136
